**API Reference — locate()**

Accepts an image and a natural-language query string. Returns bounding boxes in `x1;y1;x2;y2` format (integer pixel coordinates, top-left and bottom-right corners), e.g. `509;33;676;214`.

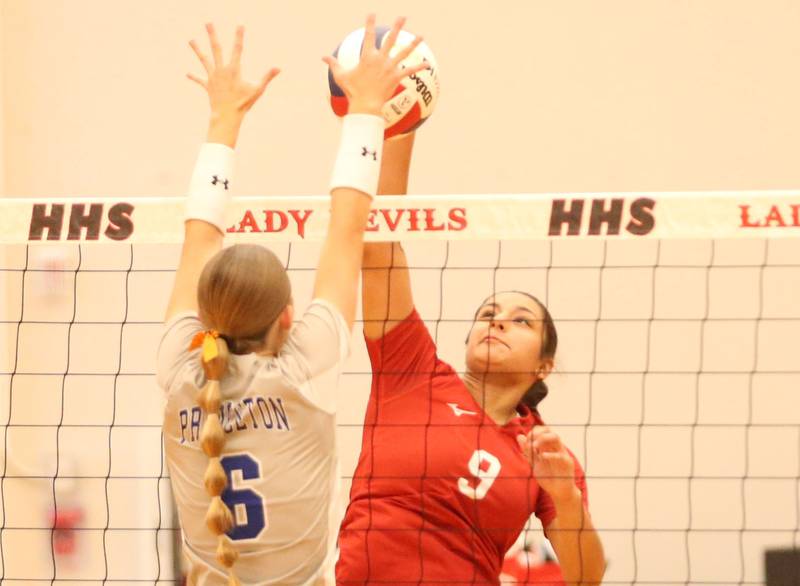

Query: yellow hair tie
189;330;220;363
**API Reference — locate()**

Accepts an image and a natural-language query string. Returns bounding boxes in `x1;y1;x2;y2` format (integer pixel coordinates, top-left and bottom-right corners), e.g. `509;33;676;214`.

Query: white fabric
156;299;350;586
329;114;384;198
185;143;236;233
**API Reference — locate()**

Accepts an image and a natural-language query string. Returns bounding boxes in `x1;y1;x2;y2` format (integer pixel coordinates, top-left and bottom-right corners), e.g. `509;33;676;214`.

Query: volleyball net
1;191;799;585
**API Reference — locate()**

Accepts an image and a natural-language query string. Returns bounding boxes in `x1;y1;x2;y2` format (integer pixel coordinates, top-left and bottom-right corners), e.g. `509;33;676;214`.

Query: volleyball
328;26;440;138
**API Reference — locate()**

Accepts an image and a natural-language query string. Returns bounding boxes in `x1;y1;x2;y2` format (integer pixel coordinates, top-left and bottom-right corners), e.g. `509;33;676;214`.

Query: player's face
465;292;550;379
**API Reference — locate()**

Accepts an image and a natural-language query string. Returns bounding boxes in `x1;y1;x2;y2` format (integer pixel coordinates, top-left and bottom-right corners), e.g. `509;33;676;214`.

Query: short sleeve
364;309;441;397
155;311;204;393
534;450;589;530
276;299;351;411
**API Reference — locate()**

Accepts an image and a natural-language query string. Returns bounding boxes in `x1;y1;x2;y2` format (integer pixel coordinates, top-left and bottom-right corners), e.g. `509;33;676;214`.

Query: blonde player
156;18;429;586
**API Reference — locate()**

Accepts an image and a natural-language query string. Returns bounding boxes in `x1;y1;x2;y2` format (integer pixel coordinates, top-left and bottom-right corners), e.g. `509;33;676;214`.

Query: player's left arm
165;23;280;322
518;426;606;586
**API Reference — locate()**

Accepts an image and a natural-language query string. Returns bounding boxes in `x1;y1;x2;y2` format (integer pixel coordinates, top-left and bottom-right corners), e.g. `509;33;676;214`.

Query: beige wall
2;0;799;198
2;1;800;585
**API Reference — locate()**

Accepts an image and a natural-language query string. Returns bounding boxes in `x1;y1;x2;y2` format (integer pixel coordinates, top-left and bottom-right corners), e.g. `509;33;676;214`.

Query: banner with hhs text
1;191;799;244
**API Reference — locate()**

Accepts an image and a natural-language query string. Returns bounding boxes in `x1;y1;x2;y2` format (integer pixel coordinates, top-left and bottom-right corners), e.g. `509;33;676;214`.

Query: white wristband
329;114;385;198
185;143;236;233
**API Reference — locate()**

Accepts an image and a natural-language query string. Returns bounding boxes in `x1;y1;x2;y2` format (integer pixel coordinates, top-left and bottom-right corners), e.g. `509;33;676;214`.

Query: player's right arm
165;24;279;323
361;132;416;339
313;15;427;330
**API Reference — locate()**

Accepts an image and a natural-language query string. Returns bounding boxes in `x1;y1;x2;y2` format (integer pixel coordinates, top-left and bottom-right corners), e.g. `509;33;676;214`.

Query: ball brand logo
28;203;135;241
739;204;800;228
548;198;656;237
408;59;434;107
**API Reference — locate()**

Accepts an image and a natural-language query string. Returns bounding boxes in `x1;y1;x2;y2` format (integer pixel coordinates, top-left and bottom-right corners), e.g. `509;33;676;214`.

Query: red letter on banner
739;205;762;228
288;210;312;239
448;208;467;231
765;206;786;227
264;211;288;233
236;210;261;233
365;210;380;232
380;209;404;232
424;209;445;231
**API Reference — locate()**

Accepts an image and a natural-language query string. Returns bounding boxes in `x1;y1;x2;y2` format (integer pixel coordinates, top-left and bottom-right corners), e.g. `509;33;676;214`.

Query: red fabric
331;95;349;117
50;507;83;556
336;310;587;586
385;102;422;139
501;556;565;586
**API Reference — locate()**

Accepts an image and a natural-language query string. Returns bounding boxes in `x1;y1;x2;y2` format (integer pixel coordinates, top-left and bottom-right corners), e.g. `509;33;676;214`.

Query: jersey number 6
457;449;502;500
220;454;268;540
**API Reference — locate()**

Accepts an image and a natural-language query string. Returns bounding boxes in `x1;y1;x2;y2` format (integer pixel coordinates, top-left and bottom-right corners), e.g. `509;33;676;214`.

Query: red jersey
500;540;565;585
501;558;565;586
337;310;588;585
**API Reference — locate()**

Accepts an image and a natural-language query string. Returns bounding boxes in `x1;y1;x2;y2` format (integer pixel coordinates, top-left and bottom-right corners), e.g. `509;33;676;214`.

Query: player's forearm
313;190;373;328
165;221;223;320
377;133;415;195
361;133;415;334
362;242;413;326
166;134;234;321
363;133;416;261
548;491;606;586
206;112;245;148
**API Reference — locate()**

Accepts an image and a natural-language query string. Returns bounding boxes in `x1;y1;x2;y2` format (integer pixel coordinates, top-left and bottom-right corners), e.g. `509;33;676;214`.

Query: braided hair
197;334;240;585
192;244;292;584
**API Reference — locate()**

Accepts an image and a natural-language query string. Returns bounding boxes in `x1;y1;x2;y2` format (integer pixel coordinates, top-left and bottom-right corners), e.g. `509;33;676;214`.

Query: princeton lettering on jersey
178;395;291;444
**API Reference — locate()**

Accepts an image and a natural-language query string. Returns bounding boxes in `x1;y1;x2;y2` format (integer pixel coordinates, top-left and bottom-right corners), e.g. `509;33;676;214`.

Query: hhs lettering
28;203;135;241
548;198;656;236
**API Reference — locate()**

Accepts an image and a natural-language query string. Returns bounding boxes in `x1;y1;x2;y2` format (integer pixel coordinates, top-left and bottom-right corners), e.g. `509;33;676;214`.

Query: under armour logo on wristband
361;147;378;161
211;175;229;190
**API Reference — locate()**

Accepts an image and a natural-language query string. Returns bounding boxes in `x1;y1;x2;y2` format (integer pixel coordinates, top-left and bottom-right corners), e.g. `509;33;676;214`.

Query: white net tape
1;192;799;584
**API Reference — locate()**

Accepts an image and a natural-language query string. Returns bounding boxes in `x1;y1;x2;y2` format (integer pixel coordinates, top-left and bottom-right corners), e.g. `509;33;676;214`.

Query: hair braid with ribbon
191;330;241;586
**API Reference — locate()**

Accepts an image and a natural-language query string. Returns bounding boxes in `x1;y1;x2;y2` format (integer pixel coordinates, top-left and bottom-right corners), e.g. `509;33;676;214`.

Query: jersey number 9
457;449;502;500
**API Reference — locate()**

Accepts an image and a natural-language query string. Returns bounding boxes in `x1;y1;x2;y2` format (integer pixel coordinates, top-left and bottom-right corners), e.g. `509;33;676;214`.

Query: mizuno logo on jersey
447;403;478;417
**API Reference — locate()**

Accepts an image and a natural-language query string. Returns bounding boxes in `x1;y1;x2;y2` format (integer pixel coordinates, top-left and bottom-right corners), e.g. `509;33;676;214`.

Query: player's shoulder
157;311;205;392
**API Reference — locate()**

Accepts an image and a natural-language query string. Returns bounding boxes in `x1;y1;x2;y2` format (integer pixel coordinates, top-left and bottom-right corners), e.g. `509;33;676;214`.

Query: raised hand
323;15;430;116
188;24;280;145
517;426;579;504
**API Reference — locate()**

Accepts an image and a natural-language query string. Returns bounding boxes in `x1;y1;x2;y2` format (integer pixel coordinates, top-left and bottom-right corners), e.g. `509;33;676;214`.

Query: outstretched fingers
206;23;224;67
189;39;212;74
361;14;377;57
238;67;281;110
390;35;424;68
254;67;281;98
186;72;208;89
394;59;430;84
322;55;345;83
380;16;407;56
229;25;245;68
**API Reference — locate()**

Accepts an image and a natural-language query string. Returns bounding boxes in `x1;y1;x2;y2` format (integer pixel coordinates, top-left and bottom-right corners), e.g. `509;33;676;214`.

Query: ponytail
521;379;549;411
196;333;241;586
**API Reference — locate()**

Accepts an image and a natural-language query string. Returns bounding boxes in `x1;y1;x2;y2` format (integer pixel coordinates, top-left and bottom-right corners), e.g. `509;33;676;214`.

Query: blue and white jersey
156;299;349;586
